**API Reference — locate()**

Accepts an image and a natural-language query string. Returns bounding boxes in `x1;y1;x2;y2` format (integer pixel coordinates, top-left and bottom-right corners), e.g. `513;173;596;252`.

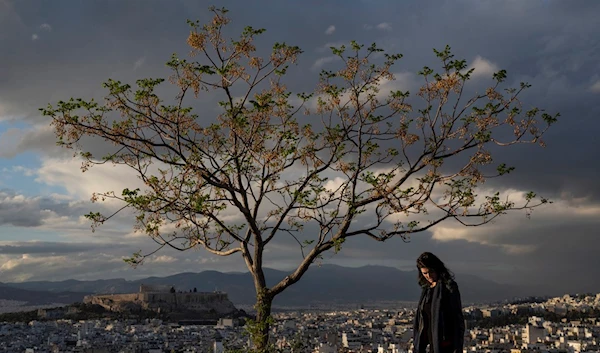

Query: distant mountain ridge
3;265;527;307
0;281;88;305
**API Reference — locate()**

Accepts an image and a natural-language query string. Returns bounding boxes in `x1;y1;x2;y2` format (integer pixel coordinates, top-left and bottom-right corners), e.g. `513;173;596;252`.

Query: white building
522;323;546;345
216;318;235;328
343;330;368;350
567;340;582;353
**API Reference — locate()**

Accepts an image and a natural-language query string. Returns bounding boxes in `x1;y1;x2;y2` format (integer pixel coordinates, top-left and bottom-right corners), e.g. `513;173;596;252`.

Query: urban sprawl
1;292;599;353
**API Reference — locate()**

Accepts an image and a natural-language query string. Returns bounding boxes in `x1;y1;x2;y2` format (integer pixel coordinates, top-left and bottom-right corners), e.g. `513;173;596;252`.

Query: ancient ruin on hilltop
83;284;239;319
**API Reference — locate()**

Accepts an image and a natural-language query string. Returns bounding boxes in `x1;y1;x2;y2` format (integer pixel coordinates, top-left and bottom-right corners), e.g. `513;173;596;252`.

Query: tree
41;7;557;352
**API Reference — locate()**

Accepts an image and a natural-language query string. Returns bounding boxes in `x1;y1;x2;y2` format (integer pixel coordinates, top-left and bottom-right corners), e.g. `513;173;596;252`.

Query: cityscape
0;290;599;352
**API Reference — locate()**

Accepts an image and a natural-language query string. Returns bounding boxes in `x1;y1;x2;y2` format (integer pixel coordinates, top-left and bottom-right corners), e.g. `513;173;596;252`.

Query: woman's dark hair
416;252;455;288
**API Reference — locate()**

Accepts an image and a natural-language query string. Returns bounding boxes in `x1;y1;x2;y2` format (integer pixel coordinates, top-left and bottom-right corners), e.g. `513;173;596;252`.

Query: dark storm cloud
1;0;599;292
1;0;596;196
0;188;120;228
0;189;60;226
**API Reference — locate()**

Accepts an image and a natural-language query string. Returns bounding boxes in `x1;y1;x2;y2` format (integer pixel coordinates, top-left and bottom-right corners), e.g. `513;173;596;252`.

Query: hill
0;282;87;306
3;265;526;307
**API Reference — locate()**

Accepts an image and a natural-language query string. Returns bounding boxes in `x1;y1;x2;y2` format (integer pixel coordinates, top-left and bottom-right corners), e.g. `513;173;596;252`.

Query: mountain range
0;282;88;305
0;265;529;308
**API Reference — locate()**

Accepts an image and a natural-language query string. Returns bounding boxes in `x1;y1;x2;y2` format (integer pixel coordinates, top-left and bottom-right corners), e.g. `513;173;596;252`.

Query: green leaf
493;69;507;83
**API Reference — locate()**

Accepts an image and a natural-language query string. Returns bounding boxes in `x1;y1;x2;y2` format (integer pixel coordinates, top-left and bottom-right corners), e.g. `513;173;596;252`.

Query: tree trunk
251;289;274;352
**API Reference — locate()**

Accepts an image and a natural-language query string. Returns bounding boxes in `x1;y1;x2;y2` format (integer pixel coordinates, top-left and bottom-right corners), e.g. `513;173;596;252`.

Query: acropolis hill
83;284;239;319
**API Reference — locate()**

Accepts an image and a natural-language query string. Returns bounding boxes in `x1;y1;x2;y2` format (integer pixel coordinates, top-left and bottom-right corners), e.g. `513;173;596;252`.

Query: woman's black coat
413;280;465;353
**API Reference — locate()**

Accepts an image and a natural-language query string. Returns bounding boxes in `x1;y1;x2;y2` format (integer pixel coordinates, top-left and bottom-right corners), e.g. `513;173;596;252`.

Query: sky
0;0;599;296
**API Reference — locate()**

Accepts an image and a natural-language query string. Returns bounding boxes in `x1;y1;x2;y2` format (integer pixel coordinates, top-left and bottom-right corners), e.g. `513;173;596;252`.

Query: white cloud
375;71;418;99
0;243;244;282
316;41;348;53
589;80;600;93
431;226;537;255
26;24;51;43
30;156;247;240
35;157;145;202
311;55;341;71
323;177;345;193
9;165;36;176
149;255;177;264
305;70;418;111
467;56;500;78
0;252;130;282
133;56;146;71
363;23;393;31
376;22;393;31
324;25;336;35
430;190;600;254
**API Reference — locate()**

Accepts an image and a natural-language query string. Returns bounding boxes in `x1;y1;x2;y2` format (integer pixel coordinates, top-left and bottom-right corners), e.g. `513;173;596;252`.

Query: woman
413;252;465;353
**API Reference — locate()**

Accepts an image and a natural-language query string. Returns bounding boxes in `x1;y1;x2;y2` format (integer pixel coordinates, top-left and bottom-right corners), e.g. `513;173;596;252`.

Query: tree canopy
41;7;557;351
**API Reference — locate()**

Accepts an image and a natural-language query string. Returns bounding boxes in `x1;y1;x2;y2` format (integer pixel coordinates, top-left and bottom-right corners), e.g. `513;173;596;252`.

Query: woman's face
420;267;438;284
